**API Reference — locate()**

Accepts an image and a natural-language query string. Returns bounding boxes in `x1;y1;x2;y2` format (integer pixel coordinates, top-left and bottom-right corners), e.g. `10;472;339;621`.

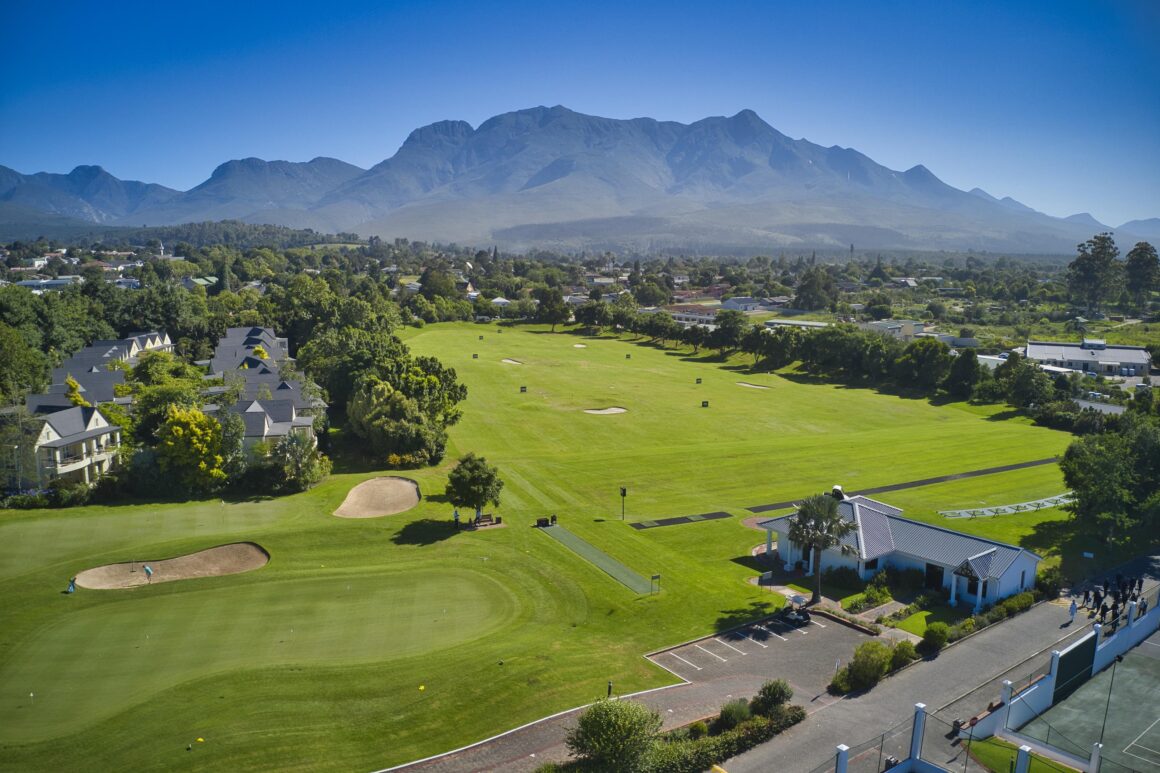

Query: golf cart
779;595;812;626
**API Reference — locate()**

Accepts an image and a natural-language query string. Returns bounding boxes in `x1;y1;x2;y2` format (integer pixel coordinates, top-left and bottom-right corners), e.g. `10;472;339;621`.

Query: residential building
758;490;1041;613
861;319;925;341
31;406;121;487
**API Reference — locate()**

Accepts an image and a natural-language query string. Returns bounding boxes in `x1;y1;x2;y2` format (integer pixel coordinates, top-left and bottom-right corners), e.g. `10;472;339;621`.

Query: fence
919;712;990;773
843;716;913;773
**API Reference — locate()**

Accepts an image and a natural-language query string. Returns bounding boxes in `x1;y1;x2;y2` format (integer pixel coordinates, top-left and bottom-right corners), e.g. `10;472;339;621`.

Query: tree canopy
445;453;504;518
787;493;855;604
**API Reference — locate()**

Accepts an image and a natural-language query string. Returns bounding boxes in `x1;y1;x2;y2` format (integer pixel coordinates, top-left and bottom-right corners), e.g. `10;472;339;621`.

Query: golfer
143;564;153;583
1068;599;1077;624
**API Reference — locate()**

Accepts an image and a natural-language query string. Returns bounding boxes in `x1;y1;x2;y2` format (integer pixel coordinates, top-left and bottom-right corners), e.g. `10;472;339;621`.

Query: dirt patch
583;407;627;415
334;476;421;518
75;542;269;589
501;358;523;365
736;382;770;389
573;344;587;348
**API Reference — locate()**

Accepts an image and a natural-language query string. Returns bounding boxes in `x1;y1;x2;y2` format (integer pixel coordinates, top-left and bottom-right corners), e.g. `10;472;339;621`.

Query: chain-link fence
842;716;913;773
918;712;990;773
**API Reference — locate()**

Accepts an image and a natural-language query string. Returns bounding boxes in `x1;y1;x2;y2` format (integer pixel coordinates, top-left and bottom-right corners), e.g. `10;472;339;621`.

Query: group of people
1078;574;1149;624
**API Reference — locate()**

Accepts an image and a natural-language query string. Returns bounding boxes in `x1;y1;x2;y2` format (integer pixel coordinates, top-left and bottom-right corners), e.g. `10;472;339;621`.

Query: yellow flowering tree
155;405;227;495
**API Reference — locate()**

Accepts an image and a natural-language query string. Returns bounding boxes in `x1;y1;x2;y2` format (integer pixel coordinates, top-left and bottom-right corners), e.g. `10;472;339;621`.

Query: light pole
1098;654;1123;745
620;486;627;520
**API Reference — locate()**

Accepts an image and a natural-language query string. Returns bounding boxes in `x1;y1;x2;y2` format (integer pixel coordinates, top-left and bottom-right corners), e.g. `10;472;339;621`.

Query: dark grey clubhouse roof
758;495;1039;579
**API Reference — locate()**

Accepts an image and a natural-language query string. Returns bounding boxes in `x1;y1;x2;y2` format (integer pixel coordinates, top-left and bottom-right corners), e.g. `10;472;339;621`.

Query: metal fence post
1014;745;1032;773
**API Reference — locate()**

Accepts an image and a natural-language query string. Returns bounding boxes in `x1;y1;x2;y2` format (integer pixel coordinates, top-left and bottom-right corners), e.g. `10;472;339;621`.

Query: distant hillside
3;107;1156;254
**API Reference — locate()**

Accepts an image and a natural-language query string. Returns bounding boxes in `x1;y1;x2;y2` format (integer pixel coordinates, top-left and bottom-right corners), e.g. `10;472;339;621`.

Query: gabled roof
758;495;1039;578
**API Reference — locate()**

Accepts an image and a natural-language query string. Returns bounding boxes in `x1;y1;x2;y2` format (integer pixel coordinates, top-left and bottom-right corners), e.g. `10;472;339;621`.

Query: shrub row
646;706;807;773
829;639;918;694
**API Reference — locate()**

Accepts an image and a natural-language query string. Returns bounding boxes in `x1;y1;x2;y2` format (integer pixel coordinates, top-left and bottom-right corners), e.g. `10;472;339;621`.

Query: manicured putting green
541;524;652;593
0;568;516;742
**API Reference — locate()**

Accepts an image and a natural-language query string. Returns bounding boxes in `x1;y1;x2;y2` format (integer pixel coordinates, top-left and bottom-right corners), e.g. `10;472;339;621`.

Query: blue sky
2;0;1157;226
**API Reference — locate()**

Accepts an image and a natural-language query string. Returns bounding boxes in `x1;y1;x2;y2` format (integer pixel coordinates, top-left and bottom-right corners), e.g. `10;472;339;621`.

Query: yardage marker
742;632;769;648
667;652;701;671
715;638;747;655
695;644;727;662
755;623;787;642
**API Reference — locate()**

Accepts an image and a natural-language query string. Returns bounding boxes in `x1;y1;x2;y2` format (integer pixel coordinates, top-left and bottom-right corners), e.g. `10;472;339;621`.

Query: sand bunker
75;542;269;589
736;382;770;389
573;344;587;348
584;407;627;415
334;476;421;518
502;358;523;365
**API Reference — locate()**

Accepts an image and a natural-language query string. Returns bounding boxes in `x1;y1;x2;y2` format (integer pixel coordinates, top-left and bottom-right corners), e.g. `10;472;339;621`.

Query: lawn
895;604;972;636
0;323;1076;771
968;737;1077;772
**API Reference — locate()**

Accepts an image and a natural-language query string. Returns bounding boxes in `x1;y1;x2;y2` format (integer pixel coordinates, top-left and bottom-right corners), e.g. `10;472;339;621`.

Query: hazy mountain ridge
2;107;1154;253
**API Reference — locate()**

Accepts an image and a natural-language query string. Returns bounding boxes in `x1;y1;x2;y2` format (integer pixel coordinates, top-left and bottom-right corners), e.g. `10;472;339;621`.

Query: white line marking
755;623;787;642
809;619;827;628
742;632;769;648
667;651;702;671
1122;748;1160;766
1143;640;1160;648
695;644;727;662
715;638;747;655
1126;716;1160;750
1130;743;1160;756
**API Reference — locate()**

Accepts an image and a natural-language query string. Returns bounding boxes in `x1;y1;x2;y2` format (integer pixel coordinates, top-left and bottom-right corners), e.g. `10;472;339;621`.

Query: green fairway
0;323;1077;771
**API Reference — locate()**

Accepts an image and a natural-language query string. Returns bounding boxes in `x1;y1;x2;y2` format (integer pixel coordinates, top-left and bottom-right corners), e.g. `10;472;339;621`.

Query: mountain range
2;106;1156;253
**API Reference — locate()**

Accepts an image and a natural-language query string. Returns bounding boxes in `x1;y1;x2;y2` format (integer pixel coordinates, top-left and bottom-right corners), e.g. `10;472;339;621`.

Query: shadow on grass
715;599;779;632
730;554;766;573
985;409;1024;422
391;518;457;546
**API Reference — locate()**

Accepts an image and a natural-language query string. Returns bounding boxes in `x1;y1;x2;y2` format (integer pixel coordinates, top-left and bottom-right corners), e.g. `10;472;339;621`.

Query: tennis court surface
539;524;653;593
1019;629;1160;772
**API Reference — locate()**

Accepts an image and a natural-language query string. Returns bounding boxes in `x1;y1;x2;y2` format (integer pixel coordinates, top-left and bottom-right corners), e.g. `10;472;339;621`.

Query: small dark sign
696;378;702;384
651;574;661;581
620;487;627;497
626;354;631;359
472;353;478;359
520;386;527;393
702;400;709;408
479;335;484;340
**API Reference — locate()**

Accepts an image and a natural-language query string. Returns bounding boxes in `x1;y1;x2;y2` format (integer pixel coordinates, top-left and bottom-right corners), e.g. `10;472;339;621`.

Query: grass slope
0;324;1075;771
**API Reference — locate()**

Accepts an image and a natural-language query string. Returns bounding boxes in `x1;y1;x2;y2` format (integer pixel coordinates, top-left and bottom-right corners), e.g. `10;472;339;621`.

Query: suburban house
1024;339;1152;376
758;491;1041;612
764;319;831;331
205;327;324;449
31;406;121;487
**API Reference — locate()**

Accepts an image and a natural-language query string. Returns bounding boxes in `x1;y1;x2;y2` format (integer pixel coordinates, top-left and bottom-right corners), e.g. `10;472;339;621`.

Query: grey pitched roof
758;495;1038;578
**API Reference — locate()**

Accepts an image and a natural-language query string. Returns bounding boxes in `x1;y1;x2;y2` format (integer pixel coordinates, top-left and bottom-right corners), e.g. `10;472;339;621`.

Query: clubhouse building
757;490;1041;612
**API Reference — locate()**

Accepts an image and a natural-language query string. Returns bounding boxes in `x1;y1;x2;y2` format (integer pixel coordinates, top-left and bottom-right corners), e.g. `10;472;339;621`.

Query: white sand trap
76;542;269;589
334;476;421;518
573;344;587;348
502;358;523;365
584;406;627;415
736;382;770;389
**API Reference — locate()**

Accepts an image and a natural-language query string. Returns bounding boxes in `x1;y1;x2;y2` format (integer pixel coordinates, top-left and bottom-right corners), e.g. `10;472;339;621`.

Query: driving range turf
0;323;1074;771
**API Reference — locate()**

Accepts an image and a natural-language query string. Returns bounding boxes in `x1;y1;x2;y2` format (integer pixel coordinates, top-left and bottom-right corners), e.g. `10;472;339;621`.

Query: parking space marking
715;638;747;655
742;631;769;648
754;623;787;642
666;651;702;671
695;644;727;662
809;619;827;628
770;619;808;636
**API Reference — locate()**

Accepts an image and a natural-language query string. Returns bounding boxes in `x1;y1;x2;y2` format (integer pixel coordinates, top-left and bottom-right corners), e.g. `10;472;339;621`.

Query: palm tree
787;493;856;605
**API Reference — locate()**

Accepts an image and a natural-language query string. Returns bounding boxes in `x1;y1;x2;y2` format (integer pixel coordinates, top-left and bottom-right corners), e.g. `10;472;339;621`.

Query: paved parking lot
647;613;873;710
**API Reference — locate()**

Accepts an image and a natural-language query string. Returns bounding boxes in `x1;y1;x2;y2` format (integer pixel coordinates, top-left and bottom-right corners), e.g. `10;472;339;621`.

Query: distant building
1024;339;1152;376
861;319;925;341
722;296;761;311
660;304;719;327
